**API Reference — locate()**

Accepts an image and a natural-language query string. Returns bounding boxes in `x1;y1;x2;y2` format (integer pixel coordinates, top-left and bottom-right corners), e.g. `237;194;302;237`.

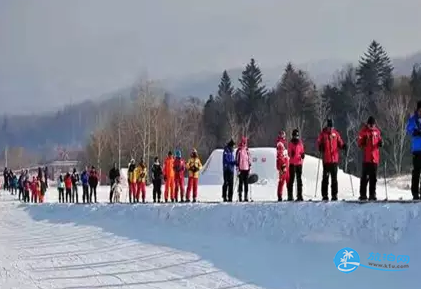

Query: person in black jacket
151;157;163;203
108;163;120;203
71;168;80;203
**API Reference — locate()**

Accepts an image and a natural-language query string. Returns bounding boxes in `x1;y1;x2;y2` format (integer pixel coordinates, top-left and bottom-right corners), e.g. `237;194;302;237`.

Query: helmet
175;150;181;158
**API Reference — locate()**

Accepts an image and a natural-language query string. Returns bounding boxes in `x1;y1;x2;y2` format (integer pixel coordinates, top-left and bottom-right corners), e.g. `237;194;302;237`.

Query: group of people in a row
108;149;203;203
56;167;99;203
2;168;48;203
222;116;382;202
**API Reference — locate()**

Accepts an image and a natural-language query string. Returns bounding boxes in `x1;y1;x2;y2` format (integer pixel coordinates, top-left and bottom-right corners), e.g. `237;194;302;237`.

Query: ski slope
0;191;419;288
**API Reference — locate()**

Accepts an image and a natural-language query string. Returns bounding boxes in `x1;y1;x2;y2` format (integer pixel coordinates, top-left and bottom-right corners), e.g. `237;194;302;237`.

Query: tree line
83;40;421;178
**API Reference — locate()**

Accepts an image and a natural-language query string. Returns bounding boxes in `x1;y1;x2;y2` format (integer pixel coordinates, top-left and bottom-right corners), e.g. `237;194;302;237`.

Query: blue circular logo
333;247;360;273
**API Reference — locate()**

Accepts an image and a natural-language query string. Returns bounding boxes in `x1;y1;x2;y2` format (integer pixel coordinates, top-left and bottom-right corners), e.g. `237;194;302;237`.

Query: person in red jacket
276;141;289;201
173;150;186;202
317;119;347;201
358;116;382;201
287;129;305;201
64;172;72;203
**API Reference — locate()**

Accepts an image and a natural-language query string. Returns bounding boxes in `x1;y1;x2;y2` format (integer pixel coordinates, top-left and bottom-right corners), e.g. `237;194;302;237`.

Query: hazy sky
1;0;421;114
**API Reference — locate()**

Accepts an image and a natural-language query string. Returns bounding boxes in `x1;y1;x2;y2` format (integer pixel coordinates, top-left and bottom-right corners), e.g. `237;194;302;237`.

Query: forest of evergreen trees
86;40;421;177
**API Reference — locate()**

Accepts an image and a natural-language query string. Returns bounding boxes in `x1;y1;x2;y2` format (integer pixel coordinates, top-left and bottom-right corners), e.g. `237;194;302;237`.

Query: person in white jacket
57;174;65;203
111;177;123;203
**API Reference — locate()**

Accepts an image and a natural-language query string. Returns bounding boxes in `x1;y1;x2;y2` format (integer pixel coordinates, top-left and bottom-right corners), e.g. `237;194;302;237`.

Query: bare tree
377;94;411;174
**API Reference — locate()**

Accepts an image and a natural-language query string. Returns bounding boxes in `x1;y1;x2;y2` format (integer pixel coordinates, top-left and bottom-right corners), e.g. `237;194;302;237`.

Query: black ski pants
82;185;89;203
411;152;421;199
287;165;303;200
152;180;162;202
109;181;115;203
238;170;249;201
23;190;30;203
65;188;71;202
222;170;234;202
90;186;97;203
58;188;64;203
359;163;378;200
321;163;338;200
72;185;79;203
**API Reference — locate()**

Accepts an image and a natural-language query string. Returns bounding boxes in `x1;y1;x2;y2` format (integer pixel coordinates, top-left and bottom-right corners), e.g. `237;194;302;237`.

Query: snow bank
23;200;421;289
27;201;421;245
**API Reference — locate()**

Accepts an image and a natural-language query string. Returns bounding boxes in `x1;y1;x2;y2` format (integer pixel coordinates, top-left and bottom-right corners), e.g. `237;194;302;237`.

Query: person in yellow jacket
136;160;148;203
186;148;202;202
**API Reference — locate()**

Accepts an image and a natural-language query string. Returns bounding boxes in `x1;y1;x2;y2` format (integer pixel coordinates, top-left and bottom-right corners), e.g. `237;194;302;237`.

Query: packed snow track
0;192;419;289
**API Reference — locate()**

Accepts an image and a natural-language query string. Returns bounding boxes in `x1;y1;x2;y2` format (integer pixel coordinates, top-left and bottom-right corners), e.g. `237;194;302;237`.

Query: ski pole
314;154;321;197
384;161;388;200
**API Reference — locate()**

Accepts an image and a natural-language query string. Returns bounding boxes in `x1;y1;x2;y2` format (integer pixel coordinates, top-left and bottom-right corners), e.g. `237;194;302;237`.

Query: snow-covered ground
0;149;418;288
0;191;419;288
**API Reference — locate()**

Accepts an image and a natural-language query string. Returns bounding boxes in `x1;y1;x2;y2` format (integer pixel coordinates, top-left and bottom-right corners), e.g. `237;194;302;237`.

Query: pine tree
237;58;267;135
410;64;421;100
217;70;234;101
357;40;394;97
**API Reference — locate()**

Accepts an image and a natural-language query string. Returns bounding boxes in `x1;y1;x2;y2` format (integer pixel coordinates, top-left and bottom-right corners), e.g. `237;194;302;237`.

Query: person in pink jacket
287;129;305;201
235;136;251;202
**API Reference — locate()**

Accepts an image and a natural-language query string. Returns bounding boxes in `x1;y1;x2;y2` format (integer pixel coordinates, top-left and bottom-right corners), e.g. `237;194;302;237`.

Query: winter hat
227;139;235;148
367;116;375;125
175;150;181;158
154;157;159;163
292;129;299;138
327;118;334;128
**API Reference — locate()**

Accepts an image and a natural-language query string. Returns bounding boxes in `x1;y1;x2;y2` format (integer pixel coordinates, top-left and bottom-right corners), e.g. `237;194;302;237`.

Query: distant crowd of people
3;167;49;203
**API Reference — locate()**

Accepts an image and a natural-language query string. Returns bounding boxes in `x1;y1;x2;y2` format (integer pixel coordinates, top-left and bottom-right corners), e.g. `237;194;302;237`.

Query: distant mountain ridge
161;52;421;98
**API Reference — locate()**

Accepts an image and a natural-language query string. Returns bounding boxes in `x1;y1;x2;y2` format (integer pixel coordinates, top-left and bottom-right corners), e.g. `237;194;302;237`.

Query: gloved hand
301;153;305;159
413;130;421;137
378;139;383;147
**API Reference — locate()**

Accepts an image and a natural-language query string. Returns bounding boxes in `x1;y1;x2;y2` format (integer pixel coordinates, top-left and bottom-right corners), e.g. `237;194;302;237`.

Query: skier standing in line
57;174;65;203
151;157;163;203
88;166;99;203
287;129;305;201
235;137;251;202
137;159;148;203
173;150;186;202
358;116;382;201
317;119;347;201
406;100;421;200
81;168;89;203
23;176;30;203
18;171;24;200
276;141;289;202
186;148;202;202
108;163;120;203
222;139;236;202
127;159;136;203
64;173;72;203
163;151;175;202
71;168;79;203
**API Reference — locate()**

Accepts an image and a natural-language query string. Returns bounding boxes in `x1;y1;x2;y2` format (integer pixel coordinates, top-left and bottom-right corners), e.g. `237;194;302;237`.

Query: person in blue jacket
222;139;236;202
406;100;421;200
80;168;90;203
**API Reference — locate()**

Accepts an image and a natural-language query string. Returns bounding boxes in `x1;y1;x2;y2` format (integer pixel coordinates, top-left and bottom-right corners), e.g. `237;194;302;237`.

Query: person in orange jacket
163;151;175;202
34;177;41;203
136;159;148;203
186;148;202;202
173;150;186;202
